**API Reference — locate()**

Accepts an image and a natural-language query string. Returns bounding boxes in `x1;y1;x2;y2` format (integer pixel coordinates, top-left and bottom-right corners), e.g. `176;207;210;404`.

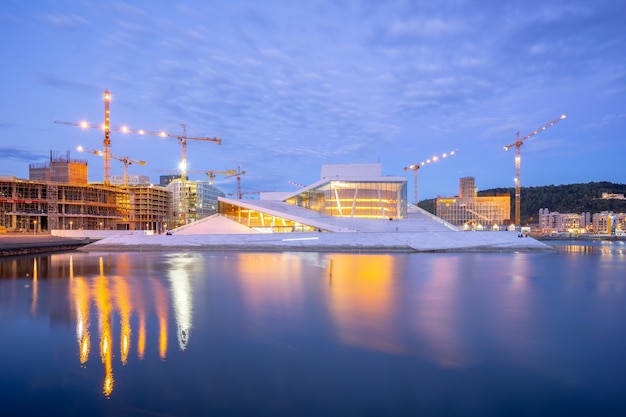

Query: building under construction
1;151;172;232
29;150;88;184
436;177;511;230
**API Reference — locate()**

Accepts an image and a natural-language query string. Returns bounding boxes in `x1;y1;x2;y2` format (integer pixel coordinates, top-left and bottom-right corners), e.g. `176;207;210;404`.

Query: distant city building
538;208;591;233
160;175;187;187
538;208;626;234
436;177;511;229
592;211;626;234
166;179;224;226
111;174;151;186
601;193;625;200
29;150;88;184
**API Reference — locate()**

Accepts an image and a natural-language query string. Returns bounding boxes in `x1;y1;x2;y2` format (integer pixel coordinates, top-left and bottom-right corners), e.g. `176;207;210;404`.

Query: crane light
76;145;84;152
121;126;129;133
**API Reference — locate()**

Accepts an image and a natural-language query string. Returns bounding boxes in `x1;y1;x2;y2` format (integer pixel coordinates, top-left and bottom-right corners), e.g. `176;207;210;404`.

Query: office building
436;177;511;229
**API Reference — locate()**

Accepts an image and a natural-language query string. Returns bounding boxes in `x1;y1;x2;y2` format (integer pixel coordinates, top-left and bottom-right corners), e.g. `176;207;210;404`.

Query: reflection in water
63;255;195;396
94;273;114;397
152;277;169;360
113;276;132;365
413;256;469;368
236;253;306;334
556;241;626;256
166;254;196;351
327;254;403;354
30;259;38;315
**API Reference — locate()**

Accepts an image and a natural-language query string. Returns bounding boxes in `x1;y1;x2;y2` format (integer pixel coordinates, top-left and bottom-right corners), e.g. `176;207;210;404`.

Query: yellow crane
76;145;146;187
224;165;246;199
204;169;237;185
504;114;567;226
54;90;221;184
403;149;458;205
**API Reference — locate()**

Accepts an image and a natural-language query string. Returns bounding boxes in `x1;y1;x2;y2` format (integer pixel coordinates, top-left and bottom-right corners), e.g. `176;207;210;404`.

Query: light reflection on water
1;244;626;416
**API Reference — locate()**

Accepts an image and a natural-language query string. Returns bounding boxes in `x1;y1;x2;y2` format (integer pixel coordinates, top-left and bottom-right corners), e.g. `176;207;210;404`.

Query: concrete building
436;177;511;230
592;211;626;234
127;185;171;232
29;150;88;184
538;208;591;233
0;177;127;231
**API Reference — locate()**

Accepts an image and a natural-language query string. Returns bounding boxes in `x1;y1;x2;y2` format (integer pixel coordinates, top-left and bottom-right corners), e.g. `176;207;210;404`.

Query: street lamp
33;220;37;235
69;221;73;230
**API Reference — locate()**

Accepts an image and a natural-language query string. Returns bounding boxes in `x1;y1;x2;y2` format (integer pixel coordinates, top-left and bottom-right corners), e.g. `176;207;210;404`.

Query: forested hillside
418;182;626;225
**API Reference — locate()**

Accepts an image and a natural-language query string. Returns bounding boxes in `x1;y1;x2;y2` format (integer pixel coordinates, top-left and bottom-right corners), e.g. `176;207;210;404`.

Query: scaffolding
0;178;125;231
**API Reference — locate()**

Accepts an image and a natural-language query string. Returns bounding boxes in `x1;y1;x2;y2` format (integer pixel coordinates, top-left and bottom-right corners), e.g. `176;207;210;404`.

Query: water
1;241;625;416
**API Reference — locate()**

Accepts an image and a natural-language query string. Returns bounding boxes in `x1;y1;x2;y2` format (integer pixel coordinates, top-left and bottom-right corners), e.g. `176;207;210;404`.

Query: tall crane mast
103;90;111;185
54;90;221;184
504;114;567;226
403;149;458;205
225;165;246;199
76;145;146;187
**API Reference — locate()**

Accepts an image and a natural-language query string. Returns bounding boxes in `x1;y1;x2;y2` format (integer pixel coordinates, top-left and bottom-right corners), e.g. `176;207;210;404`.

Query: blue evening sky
1;0;624;201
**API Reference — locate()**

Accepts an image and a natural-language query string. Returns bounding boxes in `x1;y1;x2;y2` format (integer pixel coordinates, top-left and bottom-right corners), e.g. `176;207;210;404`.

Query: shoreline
0;235;93;257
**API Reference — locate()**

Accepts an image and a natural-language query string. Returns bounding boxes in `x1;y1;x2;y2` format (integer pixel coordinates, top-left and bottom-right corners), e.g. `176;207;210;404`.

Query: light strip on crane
403;149;459;205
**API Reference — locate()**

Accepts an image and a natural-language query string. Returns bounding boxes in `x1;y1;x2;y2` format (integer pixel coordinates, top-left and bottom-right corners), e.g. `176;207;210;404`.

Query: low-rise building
436;177;510;230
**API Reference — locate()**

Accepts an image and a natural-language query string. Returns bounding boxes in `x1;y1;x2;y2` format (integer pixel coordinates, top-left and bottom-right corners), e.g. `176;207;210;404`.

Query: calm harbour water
1;240;625;416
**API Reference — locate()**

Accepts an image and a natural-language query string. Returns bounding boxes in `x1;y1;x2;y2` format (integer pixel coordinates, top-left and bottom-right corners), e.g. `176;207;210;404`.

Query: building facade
284;164;407;219
436;177;511;229
166;179;224;227
538;208;591;233
29;150;88;184
219;163;408;233
127;185;171;232
0;177;127;231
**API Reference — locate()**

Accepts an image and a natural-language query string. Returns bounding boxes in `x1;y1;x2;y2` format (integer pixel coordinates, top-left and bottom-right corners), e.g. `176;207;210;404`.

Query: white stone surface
82;205;553;252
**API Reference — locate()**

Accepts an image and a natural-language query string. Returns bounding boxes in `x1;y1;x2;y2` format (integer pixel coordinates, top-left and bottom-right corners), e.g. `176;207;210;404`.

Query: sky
1;0;625;202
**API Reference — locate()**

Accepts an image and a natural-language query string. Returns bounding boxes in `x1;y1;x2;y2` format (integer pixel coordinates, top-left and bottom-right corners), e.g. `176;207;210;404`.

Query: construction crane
504;114;567;226
76;145;146;187
54;90;221;184
404;149;458;205
224;165;246;199
204;169;237;185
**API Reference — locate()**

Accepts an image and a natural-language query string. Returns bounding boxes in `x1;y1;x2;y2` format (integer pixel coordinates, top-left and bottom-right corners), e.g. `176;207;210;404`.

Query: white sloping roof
215;197;454;233
173;214;260;235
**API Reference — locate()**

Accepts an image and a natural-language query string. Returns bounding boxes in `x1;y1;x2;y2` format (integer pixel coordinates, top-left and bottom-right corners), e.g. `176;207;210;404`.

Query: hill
418;182;626;225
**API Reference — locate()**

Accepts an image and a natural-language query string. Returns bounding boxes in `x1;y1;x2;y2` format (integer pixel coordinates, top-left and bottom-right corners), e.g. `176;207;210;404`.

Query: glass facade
195;183;225;219
285;180;407;219
219;201;319;233
436;195;511;229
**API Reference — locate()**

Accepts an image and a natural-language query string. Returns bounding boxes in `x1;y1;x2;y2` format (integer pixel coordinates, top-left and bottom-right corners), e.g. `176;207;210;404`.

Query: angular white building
218;163;410;233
